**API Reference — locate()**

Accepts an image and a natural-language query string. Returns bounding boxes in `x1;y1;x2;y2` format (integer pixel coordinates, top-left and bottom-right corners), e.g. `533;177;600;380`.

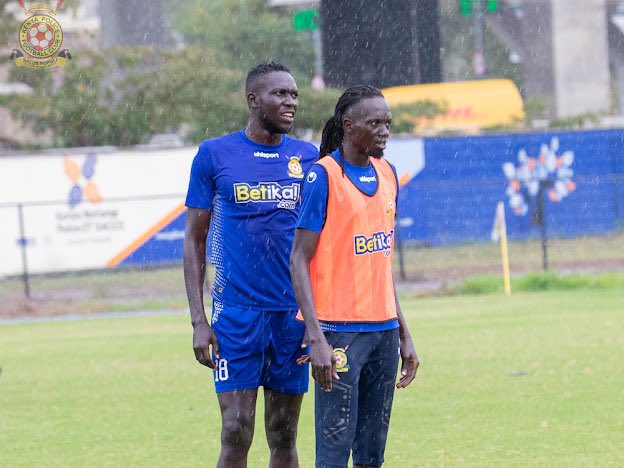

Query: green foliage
4;46;248;147
111;46;248;143
293;86;341;138
454;271;624;295
390;100;446;134
453;275;502;295
170;0;316;76
7;0;575;146
3;0;330;147
8;66;55;91
0;0;18;52
548;113;600;130
523;96;548;121
5;49;113;147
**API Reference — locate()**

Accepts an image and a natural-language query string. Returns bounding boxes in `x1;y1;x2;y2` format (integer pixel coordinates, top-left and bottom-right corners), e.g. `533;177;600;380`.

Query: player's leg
314;331;373;468
351;328;400;468
264;389;304;468
217;389;258;468
210;302;264;466
263;310;309;467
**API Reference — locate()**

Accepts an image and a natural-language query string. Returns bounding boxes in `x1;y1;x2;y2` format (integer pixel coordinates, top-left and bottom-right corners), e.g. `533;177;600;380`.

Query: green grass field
1;290;623;467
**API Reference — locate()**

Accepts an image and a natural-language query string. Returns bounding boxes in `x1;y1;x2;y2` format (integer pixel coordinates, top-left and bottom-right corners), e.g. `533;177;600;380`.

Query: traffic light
293;9;318;31
460;0;472;16
460;0;497;17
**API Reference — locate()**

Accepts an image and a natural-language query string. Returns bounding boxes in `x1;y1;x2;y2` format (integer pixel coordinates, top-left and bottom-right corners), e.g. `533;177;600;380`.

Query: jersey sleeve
388;161;400;216
296;164;329;233
185;143;215;210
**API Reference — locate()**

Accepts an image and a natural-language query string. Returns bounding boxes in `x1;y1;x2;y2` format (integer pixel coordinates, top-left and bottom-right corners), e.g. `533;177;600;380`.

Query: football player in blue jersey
184;62;318;467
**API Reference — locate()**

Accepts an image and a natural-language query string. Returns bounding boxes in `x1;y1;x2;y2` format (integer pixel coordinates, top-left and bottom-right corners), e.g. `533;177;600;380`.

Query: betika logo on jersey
234;182;300;209
354;230;394;256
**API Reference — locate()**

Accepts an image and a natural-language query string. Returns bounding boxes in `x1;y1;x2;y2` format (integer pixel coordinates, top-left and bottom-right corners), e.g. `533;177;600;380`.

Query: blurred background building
2;0;624;148
1;0;623;301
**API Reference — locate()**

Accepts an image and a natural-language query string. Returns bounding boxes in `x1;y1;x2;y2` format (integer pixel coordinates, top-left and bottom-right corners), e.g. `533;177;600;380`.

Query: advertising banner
2;130;622;276
0;147;195;276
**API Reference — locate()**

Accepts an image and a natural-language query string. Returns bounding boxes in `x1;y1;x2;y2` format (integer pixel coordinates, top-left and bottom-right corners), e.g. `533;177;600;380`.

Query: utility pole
473;0;485;76
311;26;325;90
460;0;498;77
271;1;325;90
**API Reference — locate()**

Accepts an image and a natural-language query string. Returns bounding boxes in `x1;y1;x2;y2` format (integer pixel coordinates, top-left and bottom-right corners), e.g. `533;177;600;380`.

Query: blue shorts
210;302;309;394
315;329;400;468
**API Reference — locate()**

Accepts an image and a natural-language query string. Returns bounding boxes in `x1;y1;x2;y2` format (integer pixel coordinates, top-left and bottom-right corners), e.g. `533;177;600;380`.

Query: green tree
126;45;248;142
293;86;341;138
0;0;18;48
170;0;316;77
6;49;116;147
4;46;249;147
390;101;446;134
6;0;442;147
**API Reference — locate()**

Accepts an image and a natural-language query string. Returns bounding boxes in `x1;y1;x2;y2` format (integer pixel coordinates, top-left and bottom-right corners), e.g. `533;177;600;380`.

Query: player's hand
310;338;339;391
297;328;311;365
397;335;419;389
193;321;219;369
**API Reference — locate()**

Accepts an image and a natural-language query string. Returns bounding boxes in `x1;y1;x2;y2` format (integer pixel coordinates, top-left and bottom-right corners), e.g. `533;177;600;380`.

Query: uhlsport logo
10;1;72;69
234;182;300;210
333;346;349;373
354;230;394;256
64;154;102;208
287;156;304;178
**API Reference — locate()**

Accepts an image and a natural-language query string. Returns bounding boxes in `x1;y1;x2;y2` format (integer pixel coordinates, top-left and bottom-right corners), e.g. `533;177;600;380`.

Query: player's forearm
393;283;412;341
183;238;209;327
396;306;412;341
290;253;324;341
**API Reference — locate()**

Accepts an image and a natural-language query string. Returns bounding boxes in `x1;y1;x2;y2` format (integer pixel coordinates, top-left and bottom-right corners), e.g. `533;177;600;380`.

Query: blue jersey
186;130;318;310
296;149;400;332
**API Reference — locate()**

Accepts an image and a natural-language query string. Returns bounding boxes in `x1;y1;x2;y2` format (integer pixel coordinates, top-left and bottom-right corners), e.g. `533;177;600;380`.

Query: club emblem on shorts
287;156;304;178
333;347;349;373
10;1;72;69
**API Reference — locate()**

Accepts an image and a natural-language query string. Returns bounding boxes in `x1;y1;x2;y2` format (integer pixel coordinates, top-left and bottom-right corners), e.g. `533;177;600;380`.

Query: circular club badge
19;14;63;59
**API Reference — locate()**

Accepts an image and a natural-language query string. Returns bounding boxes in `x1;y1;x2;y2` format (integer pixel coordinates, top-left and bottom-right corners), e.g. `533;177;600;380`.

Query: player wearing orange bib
290;85;419;468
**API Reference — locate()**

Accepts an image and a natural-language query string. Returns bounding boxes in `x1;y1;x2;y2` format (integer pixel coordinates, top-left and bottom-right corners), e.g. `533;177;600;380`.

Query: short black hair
245;62;291;94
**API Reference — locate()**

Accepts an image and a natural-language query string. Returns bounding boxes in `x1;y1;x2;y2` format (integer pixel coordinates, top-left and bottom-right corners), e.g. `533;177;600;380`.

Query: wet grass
454;271;624;295
1;289;623;466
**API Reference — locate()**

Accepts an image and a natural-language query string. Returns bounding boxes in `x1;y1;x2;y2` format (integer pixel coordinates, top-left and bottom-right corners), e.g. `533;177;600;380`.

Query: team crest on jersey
287;156;304;178
386;197;396;219
333;346;349;373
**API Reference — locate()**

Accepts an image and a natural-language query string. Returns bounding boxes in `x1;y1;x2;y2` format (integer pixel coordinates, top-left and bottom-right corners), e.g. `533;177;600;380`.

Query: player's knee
221;416;254;451
266;414;298;449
